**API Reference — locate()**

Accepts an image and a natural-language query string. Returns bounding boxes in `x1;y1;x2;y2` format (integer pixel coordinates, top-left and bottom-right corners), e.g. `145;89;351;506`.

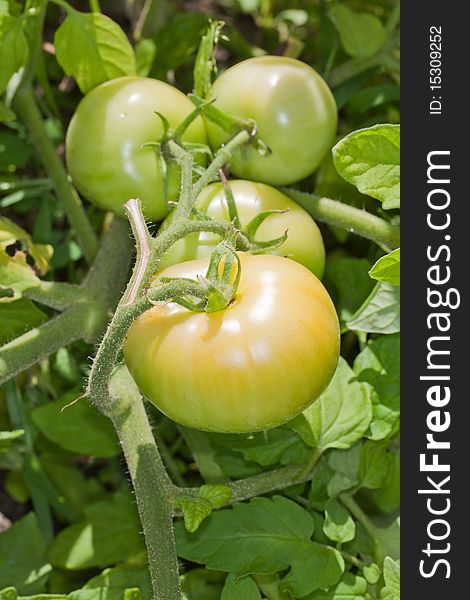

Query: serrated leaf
374;449;400;513
347;283;400;334
329;4;386;59
54;10;136;94
380;557;400;599
333;125;400;209
31;390;120;458
0;298;47;344
49;490;144;570
0;513;51;594
221;574;261;600
0;14;28;94
354;334;400;440
290;358;372;452
369;249;400;285
176;496;344;597
209;428;309;468
324;498;355;543
359;440;390;490
327;445;361;497
177;495;213;533
199;484;232;508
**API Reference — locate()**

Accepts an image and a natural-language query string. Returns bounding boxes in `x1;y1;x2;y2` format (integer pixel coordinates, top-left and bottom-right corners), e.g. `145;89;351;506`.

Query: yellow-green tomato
124;253;340;433
65;76;206;220
159;180;325;277
206;56;337;186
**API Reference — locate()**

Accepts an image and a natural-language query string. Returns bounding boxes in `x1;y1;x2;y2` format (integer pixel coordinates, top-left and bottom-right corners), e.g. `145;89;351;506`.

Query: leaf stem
283;188;400;251
24;281;88;311
339;493;380;540
12;85;99;264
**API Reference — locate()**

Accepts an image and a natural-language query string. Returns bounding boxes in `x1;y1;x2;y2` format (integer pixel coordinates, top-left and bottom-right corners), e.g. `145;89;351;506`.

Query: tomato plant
0;1;401;599
159;179;326;277
124;253;339;432
206;56;338;185
66;76;207;220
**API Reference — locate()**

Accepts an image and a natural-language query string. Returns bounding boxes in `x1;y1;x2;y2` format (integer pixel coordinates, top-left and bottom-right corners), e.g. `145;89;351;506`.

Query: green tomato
65;76;206;220
158;180;325;278
206;56;337;186
124;253;340;433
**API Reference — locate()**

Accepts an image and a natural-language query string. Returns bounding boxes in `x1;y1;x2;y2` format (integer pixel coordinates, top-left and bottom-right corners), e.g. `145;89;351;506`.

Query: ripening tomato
158;180;325;277
65;77;206;220
124;253;340;433
206;56;337;186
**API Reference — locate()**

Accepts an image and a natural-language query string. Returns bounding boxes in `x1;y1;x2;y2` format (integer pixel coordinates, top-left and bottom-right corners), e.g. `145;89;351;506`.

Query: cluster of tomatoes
66;57;341;433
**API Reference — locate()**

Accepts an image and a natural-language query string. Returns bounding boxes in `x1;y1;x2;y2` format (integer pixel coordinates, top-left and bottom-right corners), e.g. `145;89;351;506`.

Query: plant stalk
12;85;99;263
283;188;400;251
109;366;181;600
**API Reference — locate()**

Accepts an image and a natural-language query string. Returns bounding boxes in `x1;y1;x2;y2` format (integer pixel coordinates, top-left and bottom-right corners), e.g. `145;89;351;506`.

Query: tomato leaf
54;10;136;94
0;513;51;595
323;499;355;544
354;334;400;440
0;298;47;344
347;283;400;334
325;258;374;327
221;574;261;600
333;124;400;210
380;557;400;600
0;100;15;123
369;249;400;285
175;496;345;598
303;572;368;599
0;14;28;94
49;491;144;570
0;217;53;302
30;390;120;458
328;4;386;59
290;358;372;452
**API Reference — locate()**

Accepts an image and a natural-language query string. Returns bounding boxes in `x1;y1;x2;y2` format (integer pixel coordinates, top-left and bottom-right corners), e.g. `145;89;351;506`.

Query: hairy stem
109;366;181;600
0;305;89;386
12;85;99;263
25;281;88;311
283;189;400;251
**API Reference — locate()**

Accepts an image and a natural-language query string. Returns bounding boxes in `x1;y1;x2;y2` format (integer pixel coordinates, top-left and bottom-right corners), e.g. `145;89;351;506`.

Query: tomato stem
109;366;181;600
12;85;100;264
283;188;400;251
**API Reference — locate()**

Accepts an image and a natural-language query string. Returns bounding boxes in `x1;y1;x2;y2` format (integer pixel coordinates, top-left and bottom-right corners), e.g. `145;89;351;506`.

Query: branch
12;85;99;264
24;281;88;311
283;188;400;251
109;366;181;600
0;305;88;386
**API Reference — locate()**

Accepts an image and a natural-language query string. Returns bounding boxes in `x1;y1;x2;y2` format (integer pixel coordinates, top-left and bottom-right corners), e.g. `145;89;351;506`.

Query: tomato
205;56;337;186
158;180;325;277
124;253;340;433
66;77;207;220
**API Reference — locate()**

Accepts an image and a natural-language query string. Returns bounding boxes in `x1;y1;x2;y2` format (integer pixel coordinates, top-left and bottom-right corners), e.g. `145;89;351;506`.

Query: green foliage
333;125;400;210
175;496;345;597
54;10;136;94
0;0;400;598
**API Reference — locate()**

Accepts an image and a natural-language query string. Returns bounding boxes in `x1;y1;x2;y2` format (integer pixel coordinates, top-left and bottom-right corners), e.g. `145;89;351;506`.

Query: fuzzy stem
24;282;88;311
109;366;181;600
0;305;88;386
193;130;250;197
12;85;99;263
283;188;400;251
